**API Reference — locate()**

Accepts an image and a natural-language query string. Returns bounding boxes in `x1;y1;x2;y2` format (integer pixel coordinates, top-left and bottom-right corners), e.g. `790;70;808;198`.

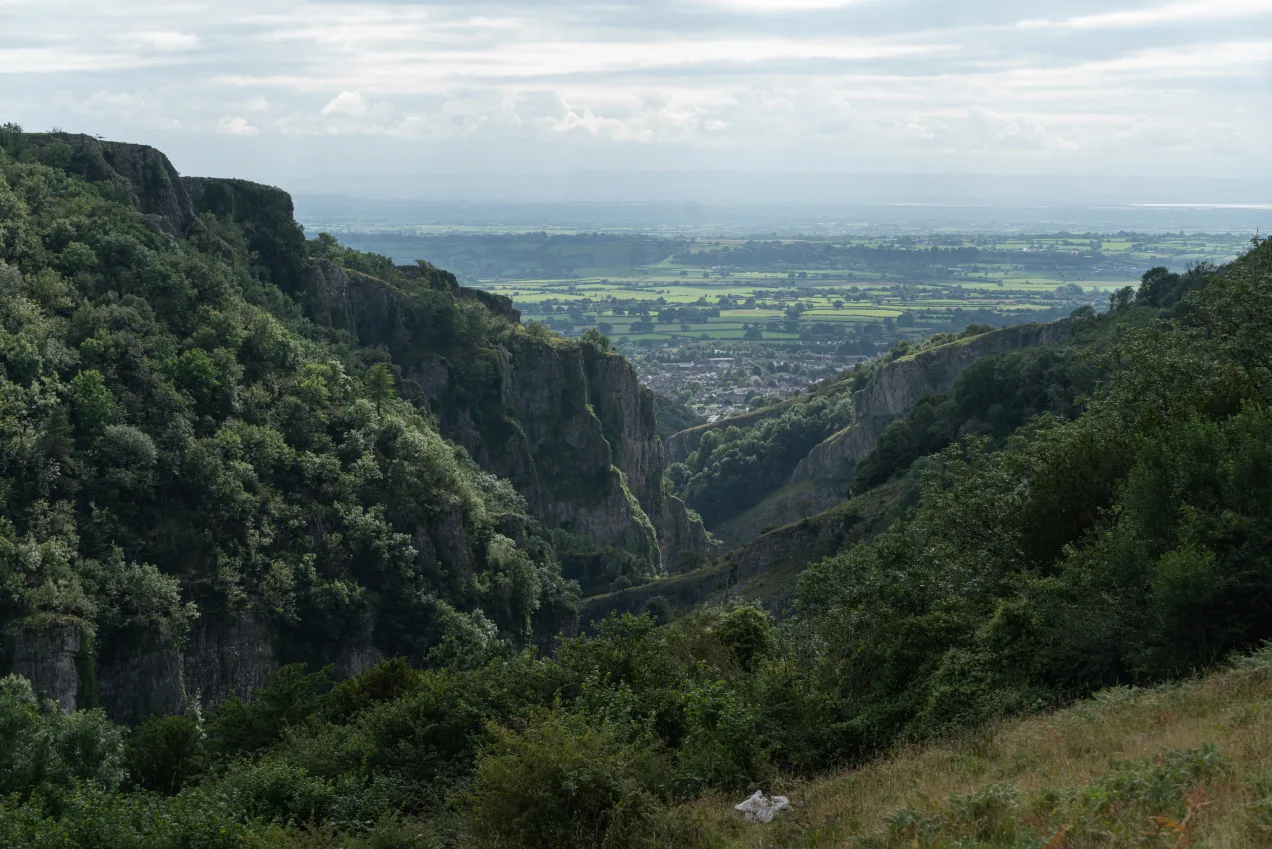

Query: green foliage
365;363;395;415
465;711;668;849
0;674;125;806
580;327;613;353
869;746;1226;847
793;237;1272;754
652;394;704;442
851;343;1098;492
678;392;853;526
124;715;208;796
207;664;333;758
3;132;1272;849
0;133;577;686
712;606;774;671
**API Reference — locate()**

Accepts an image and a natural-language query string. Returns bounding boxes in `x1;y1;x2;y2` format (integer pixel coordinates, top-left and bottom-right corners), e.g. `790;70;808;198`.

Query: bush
0;675;126;806
124;715;208;795
465;711;669;849
713;606;774;671
207;665;333;758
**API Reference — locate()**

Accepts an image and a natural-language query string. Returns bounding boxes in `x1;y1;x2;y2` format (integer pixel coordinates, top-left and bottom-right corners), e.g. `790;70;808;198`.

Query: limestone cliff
25;133;202;238
789;321;1073;485
4;619;84;712
2;138;710;723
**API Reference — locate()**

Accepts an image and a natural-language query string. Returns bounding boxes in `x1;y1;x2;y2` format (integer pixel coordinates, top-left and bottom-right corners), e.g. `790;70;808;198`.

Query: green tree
366;362;395;415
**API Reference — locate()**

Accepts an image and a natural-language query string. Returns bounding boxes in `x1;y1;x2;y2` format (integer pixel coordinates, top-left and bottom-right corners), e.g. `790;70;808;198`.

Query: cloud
1017;0;1272;31
121;31;199;51
0;0;1265;177
218;115;259;136
698;0;870;11
321;91;368;118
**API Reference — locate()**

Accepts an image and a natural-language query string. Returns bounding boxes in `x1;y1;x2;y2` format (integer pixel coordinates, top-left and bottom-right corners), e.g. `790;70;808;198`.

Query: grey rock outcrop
301;259;708;573
25;134;201;238
99;631;188;726
182;611;279;710
790;321;1072;484
5;619;84;712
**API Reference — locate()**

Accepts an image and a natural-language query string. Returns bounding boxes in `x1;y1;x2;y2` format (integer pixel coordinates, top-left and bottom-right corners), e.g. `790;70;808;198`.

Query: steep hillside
789;319;1073;486
0;131;704;724
579;480;902;625
3;127;1270;849
668;320;1074;547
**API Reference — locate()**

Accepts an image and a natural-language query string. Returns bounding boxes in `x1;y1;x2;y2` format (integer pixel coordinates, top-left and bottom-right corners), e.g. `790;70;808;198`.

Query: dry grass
684;647;1272;848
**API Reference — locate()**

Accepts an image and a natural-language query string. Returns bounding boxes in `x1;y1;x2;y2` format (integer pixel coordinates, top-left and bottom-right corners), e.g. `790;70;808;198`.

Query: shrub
465;711;669;849
124;715;209;795
207;665;333;758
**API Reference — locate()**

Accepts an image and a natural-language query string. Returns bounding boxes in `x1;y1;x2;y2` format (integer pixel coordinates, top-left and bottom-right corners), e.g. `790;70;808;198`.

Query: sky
1;0;1269;199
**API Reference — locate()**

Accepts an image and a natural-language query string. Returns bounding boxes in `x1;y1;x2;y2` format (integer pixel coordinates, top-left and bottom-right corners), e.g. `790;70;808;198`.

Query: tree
581;328;613;352
366;362;395;415
743;327;763;340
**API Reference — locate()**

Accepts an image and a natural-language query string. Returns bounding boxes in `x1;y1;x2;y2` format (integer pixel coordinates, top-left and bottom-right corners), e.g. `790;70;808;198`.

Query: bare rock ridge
789;320;1073;485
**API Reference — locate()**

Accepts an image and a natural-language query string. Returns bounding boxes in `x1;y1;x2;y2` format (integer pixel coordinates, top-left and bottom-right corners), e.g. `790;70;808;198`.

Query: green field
330;230;1250;346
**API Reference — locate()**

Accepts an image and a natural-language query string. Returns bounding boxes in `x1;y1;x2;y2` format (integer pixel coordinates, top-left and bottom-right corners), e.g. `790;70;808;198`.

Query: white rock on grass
734;790;791;823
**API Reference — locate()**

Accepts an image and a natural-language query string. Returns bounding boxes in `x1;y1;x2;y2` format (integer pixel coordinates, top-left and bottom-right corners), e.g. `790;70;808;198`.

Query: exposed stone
790;320;1073;485
98;632;188;725
5;619;82;712
22;134;201;239
182;611;278;710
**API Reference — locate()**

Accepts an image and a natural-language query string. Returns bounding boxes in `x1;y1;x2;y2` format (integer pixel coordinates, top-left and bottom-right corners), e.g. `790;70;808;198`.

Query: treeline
672;240;1109;277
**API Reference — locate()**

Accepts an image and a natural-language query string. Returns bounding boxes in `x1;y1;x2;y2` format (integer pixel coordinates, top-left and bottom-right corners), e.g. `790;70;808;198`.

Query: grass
685;646;1272;848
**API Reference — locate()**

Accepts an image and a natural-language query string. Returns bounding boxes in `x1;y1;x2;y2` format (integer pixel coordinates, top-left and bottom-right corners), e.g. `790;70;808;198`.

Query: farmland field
324;229;1252;419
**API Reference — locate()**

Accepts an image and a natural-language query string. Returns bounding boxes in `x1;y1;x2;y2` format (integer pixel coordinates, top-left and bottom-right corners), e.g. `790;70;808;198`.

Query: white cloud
121;31;199;51
320;91;368;118
1018;0;1272;31
218;115;258;135
699;0;869;10
0;0;1265;177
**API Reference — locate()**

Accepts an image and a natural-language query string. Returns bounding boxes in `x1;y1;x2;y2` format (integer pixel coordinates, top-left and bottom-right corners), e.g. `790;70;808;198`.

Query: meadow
331;231;1251;346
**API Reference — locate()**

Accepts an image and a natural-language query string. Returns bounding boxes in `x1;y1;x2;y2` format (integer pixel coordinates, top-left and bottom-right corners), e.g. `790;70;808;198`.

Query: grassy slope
689;647;1272;848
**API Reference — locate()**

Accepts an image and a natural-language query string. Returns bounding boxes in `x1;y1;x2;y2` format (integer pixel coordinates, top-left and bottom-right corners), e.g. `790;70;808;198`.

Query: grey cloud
0;0;1266;183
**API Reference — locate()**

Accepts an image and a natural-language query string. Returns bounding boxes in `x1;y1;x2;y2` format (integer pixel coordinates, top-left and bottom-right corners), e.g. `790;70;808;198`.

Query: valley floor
686;646;1272;847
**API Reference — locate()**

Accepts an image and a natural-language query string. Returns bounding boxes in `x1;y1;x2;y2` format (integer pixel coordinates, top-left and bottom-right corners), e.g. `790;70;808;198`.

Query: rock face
579;500;872;625
182;611;279;711
3;138;711;723
184;177;309;292
301;259;709;573
789;321;1072;484
98;631;188;726
3;611;290;722
25;134;202;238
4;619;84;712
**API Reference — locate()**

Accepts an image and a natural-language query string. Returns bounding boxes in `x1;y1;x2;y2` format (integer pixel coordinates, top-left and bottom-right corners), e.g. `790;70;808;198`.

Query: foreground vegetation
2;126;1271;848
695;644;1272;847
